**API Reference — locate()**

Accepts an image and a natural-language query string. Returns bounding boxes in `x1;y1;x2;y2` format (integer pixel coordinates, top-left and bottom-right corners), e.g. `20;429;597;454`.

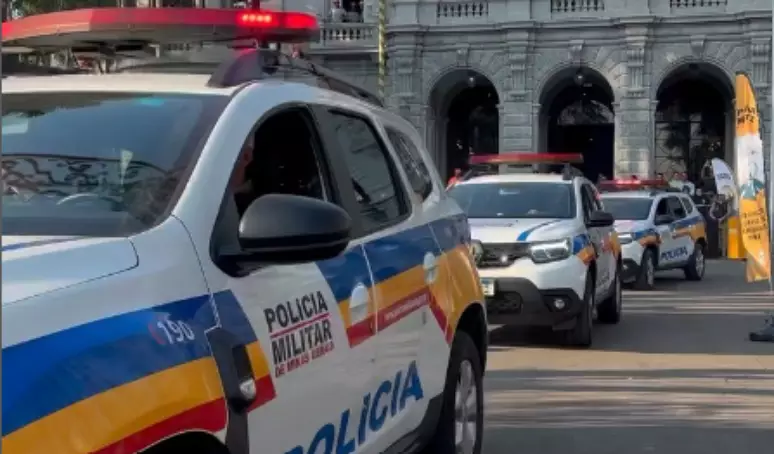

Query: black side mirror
654;214;674;225
234;194;351;266
586;210;614;228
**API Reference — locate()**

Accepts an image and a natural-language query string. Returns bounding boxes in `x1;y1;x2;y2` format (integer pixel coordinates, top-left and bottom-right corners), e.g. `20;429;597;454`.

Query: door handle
423;252;439;285
349;282;370;325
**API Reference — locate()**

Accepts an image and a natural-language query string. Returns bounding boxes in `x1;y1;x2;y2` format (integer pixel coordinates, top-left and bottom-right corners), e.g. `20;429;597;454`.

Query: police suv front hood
2;236;138;304
468;218;575;244
613;220;651;234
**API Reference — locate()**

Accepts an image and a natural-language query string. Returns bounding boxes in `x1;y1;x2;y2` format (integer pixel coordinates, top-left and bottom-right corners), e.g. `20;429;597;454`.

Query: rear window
2;92;227;237
448;182;575;219
601;197;653;221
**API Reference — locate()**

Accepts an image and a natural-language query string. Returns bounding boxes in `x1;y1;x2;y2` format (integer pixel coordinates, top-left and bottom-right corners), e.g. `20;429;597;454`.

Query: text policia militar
286;361;425;454
264;291;335;377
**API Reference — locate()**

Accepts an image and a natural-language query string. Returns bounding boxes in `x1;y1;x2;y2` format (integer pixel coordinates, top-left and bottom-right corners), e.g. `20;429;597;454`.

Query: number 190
157;319;196;344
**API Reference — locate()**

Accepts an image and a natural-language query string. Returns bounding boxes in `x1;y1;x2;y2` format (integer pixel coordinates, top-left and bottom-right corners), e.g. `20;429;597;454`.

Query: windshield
601;197;653;221
448;182;575;219
2;92;227;237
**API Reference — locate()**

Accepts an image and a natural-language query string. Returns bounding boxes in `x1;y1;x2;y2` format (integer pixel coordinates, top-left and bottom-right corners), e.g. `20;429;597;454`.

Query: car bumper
621;258;640;283
482;277;584;329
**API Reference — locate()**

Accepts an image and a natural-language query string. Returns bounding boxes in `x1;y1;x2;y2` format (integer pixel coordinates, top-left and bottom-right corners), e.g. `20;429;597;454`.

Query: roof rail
1;8;383;107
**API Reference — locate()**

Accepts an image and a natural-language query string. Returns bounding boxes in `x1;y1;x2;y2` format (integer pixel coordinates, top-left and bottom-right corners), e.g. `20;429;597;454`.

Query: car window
601;197;653;220
385;127;433;201
578;185;595;220
666;196;687;219
680;196;695;214
2;91;227;237
655;199;670;217
448;182;575;219
583;184;603;212
328;111;408;232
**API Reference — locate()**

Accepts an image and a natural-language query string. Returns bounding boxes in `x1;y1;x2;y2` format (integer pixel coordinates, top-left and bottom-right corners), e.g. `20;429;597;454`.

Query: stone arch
425;67;501;180
652;59;736;189
535;64;617;180
534;59;623;105
424;63;505;107
651;56;734;102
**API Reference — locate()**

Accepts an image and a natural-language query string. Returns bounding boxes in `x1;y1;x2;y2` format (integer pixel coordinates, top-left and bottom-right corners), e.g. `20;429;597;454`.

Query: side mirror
654;214;674;225
586;210;614;228
235;194;352;265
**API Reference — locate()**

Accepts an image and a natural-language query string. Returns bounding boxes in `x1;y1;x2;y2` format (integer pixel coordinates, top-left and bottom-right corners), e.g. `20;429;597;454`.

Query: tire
564;271;594;347
684;242;706;281
633;249;656;290
598;265;622;324
424;331;484;454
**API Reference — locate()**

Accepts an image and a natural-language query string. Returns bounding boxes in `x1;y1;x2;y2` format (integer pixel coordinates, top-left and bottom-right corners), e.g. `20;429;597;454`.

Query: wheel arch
141;431;229;454
453;302;488;373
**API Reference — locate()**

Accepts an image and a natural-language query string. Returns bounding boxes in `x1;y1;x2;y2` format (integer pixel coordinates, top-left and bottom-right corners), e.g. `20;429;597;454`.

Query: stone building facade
307;0;772;179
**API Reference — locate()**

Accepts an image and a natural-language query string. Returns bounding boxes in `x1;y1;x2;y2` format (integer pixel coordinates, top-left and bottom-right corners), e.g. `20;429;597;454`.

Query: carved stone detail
690;35;706;57
568;39;584;63
750;37;771;88
506;33;533;102
456;45;470;67
625;37;647;97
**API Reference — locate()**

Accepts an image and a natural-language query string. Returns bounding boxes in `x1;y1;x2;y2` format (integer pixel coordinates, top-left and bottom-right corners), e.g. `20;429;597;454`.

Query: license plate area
480;278;495;296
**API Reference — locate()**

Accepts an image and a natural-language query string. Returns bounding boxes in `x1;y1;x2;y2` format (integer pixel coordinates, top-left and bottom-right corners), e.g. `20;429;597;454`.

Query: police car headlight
528;238;572;264
618;233;634;245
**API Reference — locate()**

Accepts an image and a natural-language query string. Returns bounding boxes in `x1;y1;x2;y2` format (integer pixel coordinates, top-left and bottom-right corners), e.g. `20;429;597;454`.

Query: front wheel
684;242;706;281
598;266;622;324
633;249;656;290
424;331;484;454
564;271;594;347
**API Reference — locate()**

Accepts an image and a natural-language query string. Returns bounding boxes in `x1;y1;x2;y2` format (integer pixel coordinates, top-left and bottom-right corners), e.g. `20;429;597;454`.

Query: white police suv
1;8;488;454
447;155;623;347
599;181;708;290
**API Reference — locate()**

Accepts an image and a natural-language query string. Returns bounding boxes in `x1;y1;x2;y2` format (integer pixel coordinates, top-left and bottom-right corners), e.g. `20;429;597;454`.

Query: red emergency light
597;178;671;191
1;8;319;50
468;153;583;166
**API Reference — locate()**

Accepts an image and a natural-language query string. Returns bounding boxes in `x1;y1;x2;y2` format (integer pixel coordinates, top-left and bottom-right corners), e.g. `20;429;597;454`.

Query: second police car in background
1;8;488;454
599;180;708;290
447;155;623;347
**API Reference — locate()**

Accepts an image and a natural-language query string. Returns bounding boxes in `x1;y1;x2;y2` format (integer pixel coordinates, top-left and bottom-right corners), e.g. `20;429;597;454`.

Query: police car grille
486;294;523;313
478;243;530;268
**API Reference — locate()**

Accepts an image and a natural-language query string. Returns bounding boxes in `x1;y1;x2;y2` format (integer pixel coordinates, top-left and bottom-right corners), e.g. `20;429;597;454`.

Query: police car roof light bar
1;8;382;107
468;152;584;166
0;8;320;52
597;178;672;192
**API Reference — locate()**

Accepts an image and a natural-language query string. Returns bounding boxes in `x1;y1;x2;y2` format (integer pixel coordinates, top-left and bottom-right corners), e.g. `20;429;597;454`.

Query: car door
188;102;377;454
653;197;675;268
316;107;440;452
580;183;613;297
664;195;694;265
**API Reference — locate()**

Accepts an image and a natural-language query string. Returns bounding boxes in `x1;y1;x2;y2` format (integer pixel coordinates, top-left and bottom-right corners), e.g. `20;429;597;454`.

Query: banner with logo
710;158;738;222
734;73;771;282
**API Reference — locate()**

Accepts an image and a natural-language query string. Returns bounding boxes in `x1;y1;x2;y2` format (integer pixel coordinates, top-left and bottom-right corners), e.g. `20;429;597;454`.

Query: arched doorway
654;62;734;183
539;67;615;180
429;70;499;180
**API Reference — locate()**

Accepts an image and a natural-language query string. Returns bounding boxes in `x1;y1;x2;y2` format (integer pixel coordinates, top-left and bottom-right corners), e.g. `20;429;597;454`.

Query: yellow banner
734;73;771;282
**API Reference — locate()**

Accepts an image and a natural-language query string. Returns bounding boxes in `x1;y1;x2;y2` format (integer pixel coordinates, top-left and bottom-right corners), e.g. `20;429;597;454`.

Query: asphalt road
483;260;774;454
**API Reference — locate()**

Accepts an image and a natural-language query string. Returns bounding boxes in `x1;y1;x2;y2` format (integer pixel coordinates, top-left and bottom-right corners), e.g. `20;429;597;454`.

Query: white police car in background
599;180;708;290
447;155;623;347
1;8;488;454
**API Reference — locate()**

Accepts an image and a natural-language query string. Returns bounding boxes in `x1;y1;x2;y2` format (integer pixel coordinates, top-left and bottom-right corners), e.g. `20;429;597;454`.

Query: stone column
531;102;542;152
614;23;652;178
748;33;771;176
500;29;534;154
